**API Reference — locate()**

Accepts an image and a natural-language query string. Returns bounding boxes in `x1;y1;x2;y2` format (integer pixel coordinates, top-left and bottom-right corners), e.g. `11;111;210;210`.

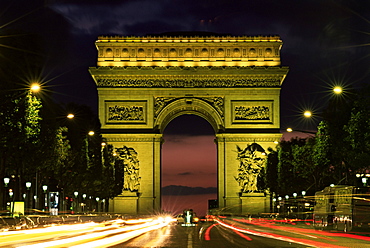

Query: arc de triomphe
89;33;288;214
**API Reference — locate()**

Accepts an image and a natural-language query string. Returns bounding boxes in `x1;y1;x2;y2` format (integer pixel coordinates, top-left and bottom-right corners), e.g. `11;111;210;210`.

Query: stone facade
89;33;288;215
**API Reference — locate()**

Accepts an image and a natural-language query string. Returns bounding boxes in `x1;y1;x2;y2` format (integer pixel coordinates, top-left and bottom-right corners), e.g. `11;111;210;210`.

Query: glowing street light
333;86;342;95
303;110;312;118
67;113;75;119
26;182;31;189
4;177;10;187
88;131;95;136
42;185;48;192
30;83;41;93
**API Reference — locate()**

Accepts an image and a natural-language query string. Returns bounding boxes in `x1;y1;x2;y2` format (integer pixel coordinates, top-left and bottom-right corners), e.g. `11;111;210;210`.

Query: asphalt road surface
1;216;370;248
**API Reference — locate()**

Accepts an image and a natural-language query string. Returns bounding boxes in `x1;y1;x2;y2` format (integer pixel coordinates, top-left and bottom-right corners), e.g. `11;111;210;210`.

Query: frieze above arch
154;96;224;119
95;76;283;88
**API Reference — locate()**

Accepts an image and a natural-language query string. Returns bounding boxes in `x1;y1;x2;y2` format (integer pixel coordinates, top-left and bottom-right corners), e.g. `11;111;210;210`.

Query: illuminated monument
89;33;288;214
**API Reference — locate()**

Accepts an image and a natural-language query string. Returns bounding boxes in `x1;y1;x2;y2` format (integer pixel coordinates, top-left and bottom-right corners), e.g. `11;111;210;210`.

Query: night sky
2;0;370;214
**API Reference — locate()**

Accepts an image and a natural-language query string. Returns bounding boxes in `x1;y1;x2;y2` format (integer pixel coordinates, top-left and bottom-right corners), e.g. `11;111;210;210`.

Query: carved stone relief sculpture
234;105;270;120
116;146;141;192
106;101;146;123
234;143;266;193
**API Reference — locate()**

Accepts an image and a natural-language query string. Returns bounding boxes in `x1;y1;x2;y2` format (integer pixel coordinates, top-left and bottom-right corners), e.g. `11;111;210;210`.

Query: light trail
215;218;347;248
70;219;173;248
15;217;174;248
0;222;111;247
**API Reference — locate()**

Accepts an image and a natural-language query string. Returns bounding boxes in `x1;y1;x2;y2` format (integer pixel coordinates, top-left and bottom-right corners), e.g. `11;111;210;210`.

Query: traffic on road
1;213;370;247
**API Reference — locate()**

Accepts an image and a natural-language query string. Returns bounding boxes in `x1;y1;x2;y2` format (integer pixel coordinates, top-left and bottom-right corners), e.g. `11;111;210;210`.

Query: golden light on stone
90;34;289;215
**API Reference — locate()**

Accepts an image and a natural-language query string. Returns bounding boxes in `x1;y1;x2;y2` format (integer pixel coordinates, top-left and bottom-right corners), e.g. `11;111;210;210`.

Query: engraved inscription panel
106;101;147;124
232;101;273;123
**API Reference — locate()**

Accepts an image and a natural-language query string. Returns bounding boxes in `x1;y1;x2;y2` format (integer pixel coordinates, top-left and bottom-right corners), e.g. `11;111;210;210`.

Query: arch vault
89;34;289;214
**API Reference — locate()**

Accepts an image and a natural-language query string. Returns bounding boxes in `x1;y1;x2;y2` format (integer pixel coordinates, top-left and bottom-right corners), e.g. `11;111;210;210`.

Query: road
1;216;370;247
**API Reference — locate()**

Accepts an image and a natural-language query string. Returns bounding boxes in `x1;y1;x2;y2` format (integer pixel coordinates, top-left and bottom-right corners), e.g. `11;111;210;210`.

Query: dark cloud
178;172;194;176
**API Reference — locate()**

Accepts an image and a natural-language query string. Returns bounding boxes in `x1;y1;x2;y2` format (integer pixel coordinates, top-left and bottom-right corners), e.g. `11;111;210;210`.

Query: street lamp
67;113;75;119
25;182;31;212
88;131;95;136
74;191;79;213
26;182;31;189
303;111;312;118
4;178;10;187
333;86;342;95
30;83;41;93
42;185;48;211
96;197;100;212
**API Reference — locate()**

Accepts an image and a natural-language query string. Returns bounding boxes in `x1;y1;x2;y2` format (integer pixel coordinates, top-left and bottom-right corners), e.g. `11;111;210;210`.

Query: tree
343;89;370;184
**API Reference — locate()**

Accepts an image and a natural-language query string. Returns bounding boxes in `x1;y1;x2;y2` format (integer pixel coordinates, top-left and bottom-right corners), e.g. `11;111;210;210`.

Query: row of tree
0;18;123;212
263;85;370;197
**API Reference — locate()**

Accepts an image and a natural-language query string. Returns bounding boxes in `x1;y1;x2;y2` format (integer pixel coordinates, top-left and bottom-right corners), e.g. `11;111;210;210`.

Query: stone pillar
105;134;162;215
109;192;138;214
240;192;271;216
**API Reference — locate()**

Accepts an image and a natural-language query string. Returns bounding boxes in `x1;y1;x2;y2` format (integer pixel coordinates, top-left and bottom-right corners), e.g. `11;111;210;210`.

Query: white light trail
16;218;173;248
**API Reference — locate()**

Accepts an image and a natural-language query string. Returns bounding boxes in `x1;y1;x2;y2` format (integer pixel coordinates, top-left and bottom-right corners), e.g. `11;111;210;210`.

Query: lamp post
42;185;48;212
26;182;31;213
3;178;10;210
82;194;87;212
4;178;10;187
96;197;100;212
74;191;79;213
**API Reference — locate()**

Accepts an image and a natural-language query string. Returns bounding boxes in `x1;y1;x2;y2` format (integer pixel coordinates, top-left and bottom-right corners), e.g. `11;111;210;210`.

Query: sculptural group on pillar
234;143;266;193
116;146;141;192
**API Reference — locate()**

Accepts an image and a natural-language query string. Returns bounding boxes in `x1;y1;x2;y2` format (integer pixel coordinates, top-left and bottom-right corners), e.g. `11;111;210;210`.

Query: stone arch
122;48;129;57
105;48;113;57
201;48;208;56
169;48;177;57
154;48;161;57
185;48;192;56
154;98;224;134
217;48;224;56
137;48;145;57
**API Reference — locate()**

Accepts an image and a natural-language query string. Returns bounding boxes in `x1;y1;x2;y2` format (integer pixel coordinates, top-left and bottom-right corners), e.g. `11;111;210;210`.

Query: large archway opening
161;115;217;216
